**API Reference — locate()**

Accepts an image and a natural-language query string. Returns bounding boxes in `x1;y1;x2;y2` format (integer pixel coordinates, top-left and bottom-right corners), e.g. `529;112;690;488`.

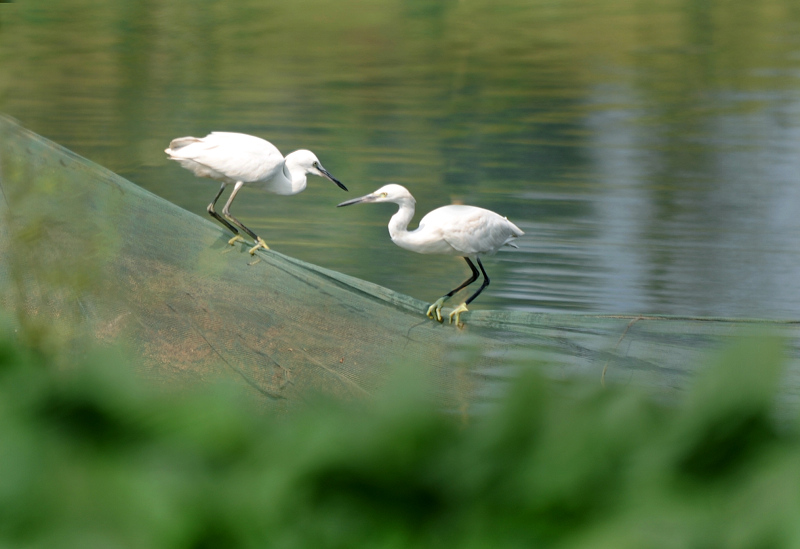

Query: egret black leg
222;181;269;254
443;257;480;298
445;258;490;327
427;257;481;322
464;257;490;305
222;181;261;242
207;182;240;235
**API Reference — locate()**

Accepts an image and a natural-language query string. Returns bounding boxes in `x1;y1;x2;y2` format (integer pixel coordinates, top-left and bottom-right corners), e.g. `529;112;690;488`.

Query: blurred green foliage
0;320;798;548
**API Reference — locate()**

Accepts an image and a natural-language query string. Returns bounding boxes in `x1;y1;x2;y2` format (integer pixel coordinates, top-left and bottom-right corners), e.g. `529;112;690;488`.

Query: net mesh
2;115;799;411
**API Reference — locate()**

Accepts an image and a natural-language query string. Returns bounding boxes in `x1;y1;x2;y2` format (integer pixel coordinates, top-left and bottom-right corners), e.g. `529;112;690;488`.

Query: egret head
287;150;347;191
337;184;416;207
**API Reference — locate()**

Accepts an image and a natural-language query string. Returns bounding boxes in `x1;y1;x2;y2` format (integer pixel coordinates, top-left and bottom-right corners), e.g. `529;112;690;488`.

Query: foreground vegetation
0;326;798;548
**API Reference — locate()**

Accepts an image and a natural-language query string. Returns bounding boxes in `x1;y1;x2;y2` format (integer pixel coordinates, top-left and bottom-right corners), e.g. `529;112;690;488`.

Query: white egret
338;184;523;326
166;132;347;254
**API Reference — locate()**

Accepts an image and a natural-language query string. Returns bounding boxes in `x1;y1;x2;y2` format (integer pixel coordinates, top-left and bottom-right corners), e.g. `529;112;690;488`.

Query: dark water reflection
2;0;799;318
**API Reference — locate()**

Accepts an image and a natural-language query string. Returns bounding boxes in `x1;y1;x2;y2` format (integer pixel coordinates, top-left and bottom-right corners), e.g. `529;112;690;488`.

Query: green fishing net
2;115;799;411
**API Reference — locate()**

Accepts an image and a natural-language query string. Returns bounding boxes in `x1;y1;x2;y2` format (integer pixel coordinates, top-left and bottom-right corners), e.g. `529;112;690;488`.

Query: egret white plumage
338;184;523;326
165;132;347;254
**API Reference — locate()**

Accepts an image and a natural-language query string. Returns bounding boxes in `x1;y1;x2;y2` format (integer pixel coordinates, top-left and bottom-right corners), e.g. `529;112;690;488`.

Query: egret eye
381;192;388;198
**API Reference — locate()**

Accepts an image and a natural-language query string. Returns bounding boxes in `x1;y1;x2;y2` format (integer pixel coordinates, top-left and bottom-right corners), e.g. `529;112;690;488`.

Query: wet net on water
2;115;799;412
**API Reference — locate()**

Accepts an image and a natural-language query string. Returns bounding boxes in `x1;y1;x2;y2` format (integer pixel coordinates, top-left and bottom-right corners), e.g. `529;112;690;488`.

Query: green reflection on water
2;0;800;317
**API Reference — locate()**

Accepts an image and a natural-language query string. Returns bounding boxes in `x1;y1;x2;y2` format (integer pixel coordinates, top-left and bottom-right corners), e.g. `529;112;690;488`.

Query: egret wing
170;132;284;183
422;205;521;256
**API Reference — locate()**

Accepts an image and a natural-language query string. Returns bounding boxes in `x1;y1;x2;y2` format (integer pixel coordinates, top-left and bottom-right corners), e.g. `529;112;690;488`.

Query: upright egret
338;184;523;326
165;132;347;254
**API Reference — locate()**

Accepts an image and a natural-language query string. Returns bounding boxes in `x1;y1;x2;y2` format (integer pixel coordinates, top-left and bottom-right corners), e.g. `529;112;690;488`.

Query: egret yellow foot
449;302;469;327
228;235;245;246
248;237;270;255
426;297;448;323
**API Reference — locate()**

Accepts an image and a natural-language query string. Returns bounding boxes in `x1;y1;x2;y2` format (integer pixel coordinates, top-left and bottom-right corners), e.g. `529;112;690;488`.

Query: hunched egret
166;132;347;254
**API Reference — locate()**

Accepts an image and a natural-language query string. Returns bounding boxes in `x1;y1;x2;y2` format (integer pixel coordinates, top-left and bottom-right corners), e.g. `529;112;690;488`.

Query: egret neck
272;152;310;195
387;196;418;251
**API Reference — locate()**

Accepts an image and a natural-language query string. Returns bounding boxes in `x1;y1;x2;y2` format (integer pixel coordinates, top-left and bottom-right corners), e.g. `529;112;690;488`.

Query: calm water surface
2;0;800;319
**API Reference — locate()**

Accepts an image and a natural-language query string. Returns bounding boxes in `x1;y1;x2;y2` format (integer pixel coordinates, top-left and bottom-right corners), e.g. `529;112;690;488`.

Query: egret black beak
337;194;376;207
318;165;347;191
